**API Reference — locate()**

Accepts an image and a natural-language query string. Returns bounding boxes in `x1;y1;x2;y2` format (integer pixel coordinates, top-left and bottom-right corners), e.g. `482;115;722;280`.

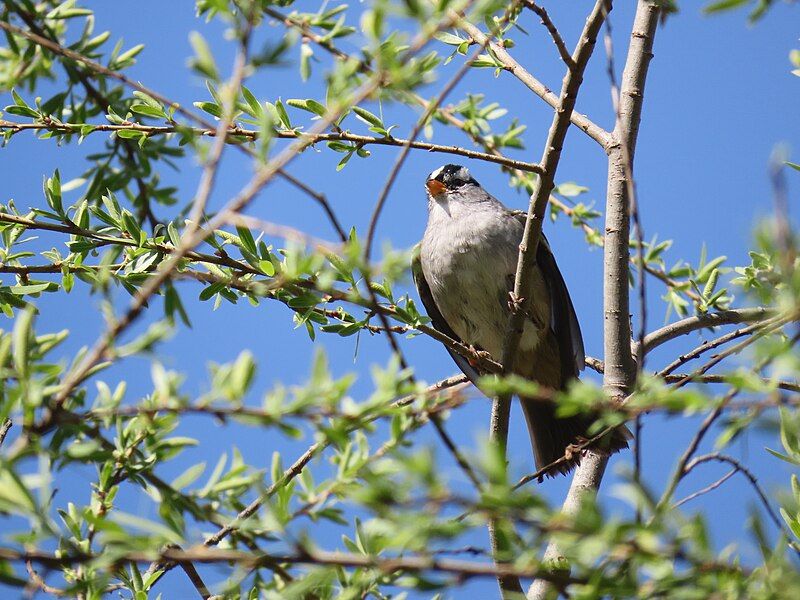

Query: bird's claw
507;291;525;313
467;345;492;368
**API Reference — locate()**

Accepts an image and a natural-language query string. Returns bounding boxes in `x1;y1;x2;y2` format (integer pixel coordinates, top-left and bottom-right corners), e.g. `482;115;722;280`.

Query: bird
412;164;629;476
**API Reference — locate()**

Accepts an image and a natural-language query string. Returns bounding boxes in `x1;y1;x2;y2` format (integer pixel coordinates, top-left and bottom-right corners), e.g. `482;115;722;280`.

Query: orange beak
426;179;447;196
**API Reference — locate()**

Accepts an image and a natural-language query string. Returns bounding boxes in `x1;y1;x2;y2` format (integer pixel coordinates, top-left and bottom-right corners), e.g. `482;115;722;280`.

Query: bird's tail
520;398;631;478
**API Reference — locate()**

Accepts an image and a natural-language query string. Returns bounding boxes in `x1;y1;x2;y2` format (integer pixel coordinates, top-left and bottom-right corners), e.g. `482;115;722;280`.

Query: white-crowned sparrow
413;164;629;476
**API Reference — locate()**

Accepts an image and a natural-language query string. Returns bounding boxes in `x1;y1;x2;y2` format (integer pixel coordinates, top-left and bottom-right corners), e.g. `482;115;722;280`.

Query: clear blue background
1;1;799;597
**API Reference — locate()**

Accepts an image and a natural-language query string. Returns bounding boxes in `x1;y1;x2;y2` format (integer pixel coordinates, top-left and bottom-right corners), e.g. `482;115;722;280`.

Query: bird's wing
411;244;482;385
537;234;586;380
510;214;585;381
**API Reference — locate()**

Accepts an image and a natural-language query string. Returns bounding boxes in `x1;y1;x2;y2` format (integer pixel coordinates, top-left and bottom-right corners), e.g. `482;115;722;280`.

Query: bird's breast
420;209;533;358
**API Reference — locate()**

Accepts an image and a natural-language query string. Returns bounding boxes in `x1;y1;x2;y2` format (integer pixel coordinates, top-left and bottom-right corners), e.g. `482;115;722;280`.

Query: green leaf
9;283;57;295
116;129;146;140
193;101;222;118
275;100;291;129
286;98;327;117
241;86;263;118
703;0;750;15
115;44;145;67
336;151;354;171
4;105;39;118
554;182;589;197
12;305;35;379
258;260;276;276
434;32;466;46
352;106;384;129
189;31;219;80
172;462;206;491
130;104;166;119
236;226;258;255
300;43;313;82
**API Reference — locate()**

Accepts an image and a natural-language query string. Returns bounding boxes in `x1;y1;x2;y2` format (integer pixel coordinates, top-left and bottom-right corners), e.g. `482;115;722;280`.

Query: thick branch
529;3;660;598
483;1;611;596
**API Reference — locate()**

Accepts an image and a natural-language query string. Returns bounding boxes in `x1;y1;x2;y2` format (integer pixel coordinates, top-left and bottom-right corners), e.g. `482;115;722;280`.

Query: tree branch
523;1;575;69
679;453;792;548
0;18;348;241
0;120;543;174
0;546;581;586
638;307;777;355
454;13;612;148
479;1;611;596
529;3;660;598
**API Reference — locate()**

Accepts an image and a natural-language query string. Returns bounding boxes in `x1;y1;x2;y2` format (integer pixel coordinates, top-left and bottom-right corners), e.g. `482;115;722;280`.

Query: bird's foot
507;291;525;314
564;442;586;461
466;345;492;368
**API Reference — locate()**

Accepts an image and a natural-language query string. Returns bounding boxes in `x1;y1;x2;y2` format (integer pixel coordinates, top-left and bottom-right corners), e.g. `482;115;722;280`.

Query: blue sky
2;1;799;596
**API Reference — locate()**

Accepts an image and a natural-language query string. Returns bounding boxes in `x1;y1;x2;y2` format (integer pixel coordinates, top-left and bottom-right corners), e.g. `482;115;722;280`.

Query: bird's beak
426;179;447;196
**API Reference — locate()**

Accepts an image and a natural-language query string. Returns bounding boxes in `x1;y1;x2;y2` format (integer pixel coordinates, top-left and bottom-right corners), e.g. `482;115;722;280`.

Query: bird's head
425;164;479;200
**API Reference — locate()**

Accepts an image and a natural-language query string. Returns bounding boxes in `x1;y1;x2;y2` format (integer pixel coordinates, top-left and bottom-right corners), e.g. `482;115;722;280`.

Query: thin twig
25;560;65;596
454;11;612;149
680;453;796;556
670;317;793;390
672;468;736;508
523;1;575;68
656;332;800;513
0;546;581;586
0;419;11;448
0;120;543;175
640;307;777;356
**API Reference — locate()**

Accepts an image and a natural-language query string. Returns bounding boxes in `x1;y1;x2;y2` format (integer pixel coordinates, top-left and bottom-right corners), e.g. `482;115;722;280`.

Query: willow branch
454;13;612;148
523;1;574;68
0;18;345;239
529;3;660;598
0;120;543;174
638;307;777;355
0;546;580;585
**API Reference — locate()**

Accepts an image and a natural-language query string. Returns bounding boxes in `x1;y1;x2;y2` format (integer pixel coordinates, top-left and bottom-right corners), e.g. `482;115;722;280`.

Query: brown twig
0;120;544;175
142;375;469;584
454;11;612;149
672;468;736;508
669;317;793;390
0;419;11;448
680;453;793;551
640;307;777;356
656;331;800;514
0;546;581;586
523;1;575;68
25;560;65;596
657;313;788;376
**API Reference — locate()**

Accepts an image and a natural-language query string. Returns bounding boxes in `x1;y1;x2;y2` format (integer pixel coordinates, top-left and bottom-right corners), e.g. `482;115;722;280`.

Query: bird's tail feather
520;398;631;478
